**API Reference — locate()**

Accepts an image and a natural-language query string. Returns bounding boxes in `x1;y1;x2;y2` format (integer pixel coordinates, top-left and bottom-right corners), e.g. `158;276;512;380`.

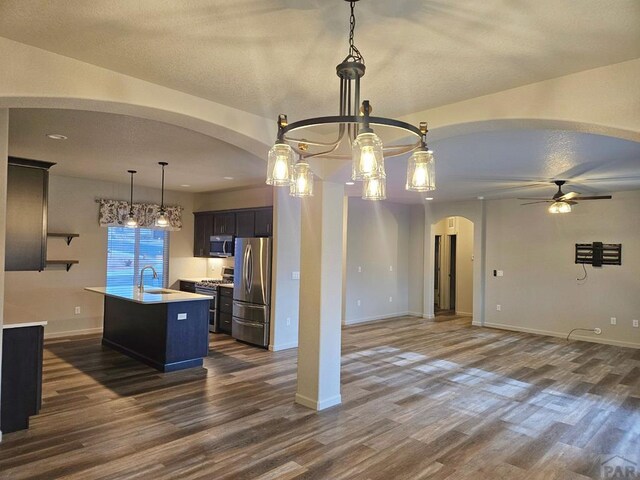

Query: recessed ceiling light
223;176;234;180
425;197;434;201
345;181;355;185
46;133;67;140
180;184;191;187
477;196;485;200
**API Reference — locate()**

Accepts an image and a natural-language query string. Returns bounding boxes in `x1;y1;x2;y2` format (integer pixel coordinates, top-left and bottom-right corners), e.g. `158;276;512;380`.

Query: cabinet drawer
179;281;196;293
219;286;233;298
219;312;232;334
219;296;233;314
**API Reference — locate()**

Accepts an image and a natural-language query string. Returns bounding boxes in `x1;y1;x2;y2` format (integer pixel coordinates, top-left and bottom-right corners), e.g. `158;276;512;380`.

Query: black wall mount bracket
575;242;621;267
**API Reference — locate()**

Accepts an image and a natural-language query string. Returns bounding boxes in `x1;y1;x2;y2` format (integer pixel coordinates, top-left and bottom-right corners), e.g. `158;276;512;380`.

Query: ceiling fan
518;180;612;213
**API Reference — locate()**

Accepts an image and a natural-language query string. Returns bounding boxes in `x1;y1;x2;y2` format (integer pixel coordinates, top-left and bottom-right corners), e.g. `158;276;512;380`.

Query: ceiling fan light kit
519;180;612;213
266;0;434;200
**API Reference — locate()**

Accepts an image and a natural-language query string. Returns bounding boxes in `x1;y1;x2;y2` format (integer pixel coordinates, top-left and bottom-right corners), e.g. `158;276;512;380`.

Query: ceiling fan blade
575;195;613;200
520;201;553;205
559;191;579;201
517;197;551;200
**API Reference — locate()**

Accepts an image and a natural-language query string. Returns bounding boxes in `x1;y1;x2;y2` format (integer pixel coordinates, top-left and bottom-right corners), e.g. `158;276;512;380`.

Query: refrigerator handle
243;242;251;296
247;244;253;294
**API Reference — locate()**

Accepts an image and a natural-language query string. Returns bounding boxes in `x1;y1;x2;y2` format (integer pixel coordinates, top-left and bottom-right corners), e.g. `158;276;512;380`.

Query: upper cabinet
193;207;273;257
5;157;55;271
254;208;273;237
193;213;213;257
212;212;236;235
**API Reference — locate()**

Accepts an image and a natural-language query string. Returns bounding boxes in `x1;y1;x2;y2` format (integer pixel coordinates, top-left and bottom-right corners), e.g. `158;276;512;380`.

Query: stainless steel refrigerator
232;237;272;347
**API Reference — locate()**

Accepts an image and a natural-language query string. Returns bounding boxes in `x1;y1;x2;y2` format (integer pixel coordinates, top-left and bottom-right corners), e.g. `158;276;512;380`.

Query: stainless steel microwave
210;235;234;257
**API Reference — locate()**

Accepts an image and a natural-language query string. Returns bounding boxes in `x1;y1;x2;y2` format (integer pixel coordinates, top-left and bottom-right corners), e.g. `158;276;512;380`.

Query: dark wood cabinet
235;211;255;237
193;213;213;257
194;207;273;257
213;212;236;235
254;208;273;237
218;286;233;334
5;157;55;271
1;325;44;433
179;280;196;293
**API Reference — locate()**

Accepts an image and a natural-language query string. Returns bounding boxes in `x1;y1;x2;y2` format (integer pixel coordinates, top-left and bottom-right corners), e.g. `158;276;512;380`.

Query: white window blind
106;227;169;288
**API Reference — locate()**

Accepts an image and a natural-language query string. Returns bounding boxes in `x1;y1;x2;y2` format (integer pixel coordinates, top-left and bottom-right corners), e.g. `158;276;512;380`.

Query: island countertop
85;286;213;304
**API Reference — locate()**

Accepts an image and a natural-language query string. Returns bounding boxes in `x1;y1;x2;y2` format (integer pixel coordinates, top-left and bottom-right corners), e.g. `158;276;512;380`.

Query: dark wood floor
1;317;639;479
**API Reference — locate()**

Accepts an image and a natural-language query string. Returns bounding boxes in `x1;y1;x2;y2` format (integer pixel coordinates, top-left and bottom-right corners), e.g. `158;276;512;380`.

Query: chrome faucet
138;265;158;292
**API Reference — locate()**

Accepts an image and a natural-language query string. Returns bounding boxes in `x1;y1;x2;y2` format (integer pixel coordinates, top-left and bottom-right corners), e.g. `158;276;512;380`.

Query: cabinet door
193;214;213;257
213;213;236;235
235;211;255;237
254;208;273;237
5;164;48;271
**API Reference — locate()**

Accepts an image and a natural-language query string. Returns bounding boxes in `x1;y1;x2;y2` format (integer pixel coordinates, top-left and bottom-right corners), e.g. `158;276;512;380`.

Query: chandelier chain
347;1;364;63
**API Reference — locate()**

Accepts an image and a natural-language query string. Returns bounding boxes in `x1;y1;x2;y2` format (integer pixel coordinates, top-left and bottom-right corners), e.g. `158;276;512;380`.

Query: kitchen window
106;227;169;288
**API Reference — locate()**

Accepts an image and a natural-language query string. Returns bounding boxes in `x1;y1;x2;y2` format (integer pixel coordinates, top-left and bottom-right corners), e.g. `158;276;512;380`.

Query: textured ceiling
8;109;266;192
1;0;639;121
9;109;640;203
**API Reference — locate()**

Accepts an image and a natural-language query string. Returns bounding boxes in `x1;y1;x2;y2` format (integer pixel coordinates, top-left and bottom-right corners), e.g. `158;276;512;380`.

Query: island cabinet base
102;296;209;372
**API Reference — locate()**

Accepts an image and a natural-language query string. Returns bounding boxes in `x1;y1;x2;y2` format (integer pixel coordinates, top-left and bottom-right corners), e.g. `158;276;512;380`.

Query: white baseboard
344;311;415;326
482;322;640;349
455;311;473;317
424;313;435;319
269;341;298;352
44;327;103;340
295;392;341;411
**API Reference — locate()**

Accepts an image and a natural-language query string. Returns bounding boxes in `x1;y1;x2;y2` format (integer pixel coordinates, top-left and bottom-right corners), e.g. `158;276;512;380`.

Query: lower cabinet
1;325;44;433
219;287;233;334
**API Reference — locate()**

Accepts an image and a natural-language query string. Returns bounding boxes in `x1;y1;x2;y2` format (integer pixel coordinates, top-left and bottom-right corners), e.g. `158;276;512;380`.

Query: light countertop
179;277;220;283
85;287;213;304
3;320;48;329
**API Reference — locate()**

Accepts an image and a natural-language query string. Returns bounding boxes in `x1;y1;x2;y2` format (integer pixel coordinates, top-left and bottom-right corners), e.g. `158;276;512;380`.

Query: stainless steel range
195;267;234;333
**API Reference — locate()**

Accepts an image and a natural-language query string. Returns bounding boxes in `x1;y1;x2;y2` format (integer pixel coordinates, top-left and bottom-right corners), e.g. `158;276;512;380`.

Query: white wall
3;175;203;337
408;205;425;316
484;191;640;348
344;199;411;324
194;185;272;212
0;109;8;436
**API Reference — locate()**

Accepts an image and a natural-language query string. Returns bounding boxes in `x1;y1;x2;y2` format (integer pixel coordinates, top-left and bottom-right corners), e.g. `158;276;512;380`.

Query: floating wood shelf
48;233;79;245
46;260;79;272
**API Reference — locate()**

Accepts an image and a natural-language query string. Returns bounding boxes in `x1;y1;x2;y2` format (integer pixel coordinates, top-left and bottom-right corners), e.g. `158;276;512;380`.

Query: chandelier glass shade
406;149;435;192
290;160;314;197
265;0;433;200
548;201;572;214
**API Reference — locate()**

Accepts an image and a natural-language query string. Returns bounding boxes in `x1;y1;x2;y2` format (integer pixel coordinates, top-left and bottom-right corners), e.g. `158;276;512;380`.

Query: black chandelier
266;0;435;200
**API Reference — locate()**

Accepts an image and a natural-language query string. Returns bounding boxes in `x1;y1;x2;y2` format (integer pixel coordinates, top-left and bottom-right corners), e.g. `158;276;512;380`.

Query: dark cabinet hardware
48;232;79;245
46;260;79;271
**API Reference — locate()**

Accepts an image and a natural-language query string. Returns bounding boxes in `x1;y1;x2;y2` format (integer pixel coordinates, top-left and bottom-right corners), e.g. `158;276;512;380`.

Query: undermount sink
144;289;175;295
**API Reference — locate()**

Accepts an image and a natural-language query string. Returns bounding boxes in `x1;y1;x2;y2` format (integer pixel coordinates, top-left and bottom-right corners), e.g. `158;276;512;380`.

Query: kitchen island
86;287;212;372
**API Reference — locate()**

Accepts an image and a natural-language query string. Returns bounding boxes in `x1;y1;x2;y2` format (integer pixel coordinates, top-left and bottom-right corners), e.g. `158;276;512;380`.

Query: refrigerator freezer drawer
233;301;269;324
232;318;269;347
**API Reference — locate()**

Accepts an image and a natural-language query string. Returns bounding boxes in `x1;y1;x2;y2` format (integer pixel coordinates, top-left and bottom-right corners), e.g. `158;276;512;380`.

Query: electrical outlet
633;320;639;328
286;317;291;326
610;317;617;325
177;313;187;320
357;299;361;307
497;270;504;277
358;266;362;273
74;306;81;315
291;271;300;280
389;265;393;272
496;304;501;311
389;296;393;302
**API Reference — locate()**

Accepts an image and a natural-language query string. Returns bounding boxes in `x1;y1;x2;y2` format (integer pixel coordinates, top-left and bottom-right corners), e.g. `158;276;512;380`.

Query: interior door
434;235;441;309
449;235;457;311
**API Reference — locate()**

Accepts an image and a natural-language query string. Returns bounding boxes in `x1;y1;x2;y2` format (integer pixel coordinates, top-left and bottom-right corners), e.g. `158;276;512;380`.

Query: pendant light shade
125;169;138;228
352;131;385;181
266;142;294;186
155;162;169;228
548;201;571;214
362;176;386;201
406;149;435;191
289;161;314;197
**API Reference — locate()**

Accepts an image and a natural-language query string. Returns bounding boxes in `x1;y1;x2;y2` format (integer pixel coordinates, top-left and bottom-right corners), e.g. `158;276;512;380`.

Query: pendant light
362;176;386;201
155;162;169;228
352;101;385;181
266;115;295;186
406;122;436;192
289;144;314;197
125;170;138;228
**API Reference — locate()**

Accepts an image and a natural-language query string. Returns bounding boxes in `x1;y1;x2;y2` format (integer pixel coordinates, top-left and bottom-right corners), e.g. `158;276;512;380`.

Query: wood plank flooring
1;316;639;479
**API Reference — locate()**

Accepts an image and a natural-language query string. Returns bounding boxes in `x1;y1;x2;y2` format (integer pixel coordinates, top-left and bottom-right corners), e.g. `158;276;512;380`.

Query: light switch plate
291;271;300;280
177;313;187;320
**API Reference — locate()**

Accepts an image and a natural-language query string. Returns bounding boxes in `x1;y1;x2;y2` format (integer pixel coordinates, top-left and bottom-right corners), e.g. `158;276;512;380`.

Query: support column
296;181;344;411
269;187;301;351
0;109;9;440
